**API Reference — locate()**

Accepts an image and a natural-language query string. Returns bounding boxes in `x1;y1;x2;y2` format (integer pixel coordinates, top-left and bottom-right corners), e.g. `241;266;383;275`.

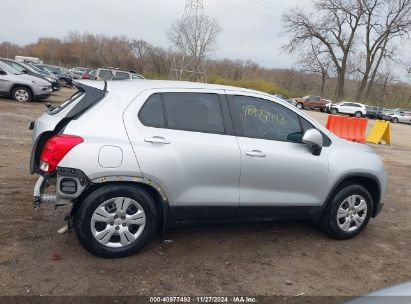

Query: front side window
233;95;303;143
163;93;225;134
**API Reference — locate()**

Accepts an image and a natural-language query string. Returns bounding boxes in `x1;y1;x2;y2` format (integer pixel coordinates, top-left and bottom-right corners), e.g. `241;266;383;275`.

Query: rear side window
163;93;225;134
138;94;165;127
115;71;129;79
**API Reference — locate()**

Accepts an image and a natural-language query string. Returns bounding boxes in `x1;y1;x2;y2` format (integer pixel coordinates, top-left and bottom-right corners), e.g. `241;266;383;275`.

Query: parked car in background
96;68;145;80
34;64;73;87
71;67;94;79
30;80;386;257
15;55;43;64
365;105;385;119
326;101;366;118
388;112;411;124
376;108;408;120
0;58;60;92
0;61;51;102
82;70;96;80
293;95;328;111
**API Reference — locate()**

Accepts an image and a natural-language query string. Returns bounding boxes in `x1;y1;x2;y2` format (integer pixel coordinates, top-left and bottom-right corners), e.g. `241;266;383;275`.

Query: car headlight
32;81;43;85
45;76;54;82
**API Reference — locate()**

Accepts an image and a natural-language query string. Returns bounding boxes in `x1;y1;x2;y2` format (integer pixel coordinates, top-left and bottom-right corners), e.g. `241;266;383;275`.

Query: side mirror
302;129;323;156
22;69;28;74
0;69;6;75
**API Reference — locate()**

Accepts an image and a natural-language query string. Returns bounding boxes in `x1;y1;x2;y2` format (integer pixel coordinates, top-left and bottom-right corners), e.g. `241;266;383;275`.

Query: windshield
0;62;23;75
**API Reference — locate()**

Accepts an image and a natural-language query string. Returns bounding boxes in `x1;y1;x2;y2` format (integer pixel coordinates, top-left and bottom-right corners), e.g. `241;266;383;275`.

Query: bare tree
129;39;151;74
282;0;364;101
168;14;221;80
357;0;411;99
298;42;333;97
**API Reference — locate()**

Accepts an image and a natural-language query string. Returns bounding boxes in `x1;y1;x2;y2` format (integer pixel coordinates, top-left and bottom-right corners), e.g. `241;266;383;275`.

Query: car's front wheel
296;103;304;109
330;108;338;115
11;86;32;102
320;184;372;240
392;117;399;123
74;184;158;258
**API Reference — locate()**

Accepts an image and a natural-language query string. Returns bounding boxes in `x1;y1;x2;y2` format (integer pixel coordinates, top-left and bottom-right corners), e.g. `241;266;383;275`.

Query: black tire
320;108;325;113
11;86;32;102
354;111;362;118
59;78;68;87
296;103;304;109
74;184;158;258
392;117;398;123
330;108;338;115
320;184;373;240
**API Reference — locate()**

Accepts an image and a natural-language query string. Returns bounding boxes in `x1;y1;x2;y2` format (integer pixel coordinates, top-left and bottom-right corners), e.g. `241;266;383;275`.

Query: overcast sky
0;0;312;69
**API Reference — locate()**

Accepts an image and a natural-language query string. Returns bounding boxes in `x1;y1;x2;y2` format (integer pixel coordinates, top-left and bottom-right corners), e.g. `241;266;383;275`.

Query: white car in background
389;112;411;124
327;101;367;118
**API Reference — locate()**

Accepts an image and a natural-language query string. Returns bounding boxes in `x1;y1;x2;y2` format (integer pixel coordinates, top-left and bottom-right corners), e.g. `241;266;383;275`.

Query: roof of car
76;79;266;96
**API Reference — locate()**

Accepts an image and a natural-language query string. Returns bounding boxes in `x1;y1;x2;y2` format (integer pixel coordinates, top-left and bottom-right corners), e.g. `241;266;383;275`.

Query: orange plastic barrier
325;115;368;143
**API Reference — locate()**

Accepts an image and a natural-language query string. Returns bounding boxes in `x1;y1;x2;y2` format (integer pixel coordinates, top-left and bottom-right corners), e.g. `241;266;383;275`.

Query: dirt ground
0;88;410;298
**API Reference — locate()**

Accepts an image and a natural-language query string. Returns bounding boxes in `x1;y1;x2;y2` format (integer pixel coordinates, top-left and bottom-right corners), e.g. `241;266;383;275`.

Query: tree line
283;0;411;103
0;31;410;107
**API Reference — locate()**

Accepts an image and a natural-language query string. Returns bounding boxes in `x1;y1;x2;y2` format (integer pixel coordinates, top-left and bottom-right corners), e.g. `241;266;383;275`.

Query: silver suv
0;61;52;102
30;80;387;258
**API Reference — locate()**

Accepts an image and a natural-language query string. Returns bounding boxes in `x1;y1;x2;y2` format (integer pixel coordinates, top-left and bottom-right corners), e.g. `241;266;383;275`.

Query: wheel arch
10;84;33;97
322;173;381;218
71;181;169;232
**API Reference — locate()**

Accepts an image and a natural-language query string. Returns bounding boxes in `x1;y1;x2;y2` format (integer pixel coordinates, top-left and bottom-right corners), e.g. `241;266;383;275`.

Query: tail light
82;74;90;79
39;135;84;173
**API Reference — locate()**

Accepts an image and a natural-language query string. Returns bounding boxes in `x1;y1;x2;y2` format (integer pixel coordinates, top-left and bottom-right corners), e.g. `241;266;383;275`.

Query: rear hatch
29;81;107;173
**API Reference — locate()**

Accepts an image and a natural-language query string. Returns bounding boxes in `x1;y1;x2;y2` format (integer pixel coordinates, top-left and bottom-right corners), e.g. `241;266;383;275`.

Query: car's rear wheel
11;87;32;102
320;184;372;240
320;108;325;112
392;117;399;123
330;108;338;115
354;111;362;118
296;103;304;109
59;78;68;87
74;184;158;258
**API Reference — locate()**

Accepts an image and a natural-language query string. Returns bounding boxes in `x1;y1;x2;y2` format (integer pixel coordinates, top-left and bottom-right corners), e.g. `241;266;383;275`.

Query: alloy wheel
90;197;146;248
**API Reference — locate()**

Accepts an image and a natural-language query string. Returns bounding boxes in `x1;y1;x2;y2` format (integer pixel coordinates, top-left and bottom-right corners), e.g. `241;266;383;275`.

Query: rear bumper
32;168;89;208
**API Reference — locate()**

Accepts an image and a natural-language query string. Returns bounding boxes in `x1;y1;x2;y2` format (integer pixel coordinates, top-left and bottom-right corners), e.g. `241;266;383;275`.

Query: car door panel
227;93;329;214
123;89;241;219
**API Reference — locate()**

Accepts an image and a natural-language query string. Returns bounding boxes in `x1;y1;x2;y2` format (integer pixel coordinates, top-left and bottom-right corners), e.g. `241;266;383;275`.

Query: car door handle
246;150;266;157
144;136;171;144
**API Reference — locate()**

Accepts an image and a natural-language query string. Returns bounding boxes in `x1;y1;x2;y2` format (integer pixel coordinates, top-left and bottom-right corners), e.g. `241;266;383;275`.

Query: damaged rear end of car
30;82;107;211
